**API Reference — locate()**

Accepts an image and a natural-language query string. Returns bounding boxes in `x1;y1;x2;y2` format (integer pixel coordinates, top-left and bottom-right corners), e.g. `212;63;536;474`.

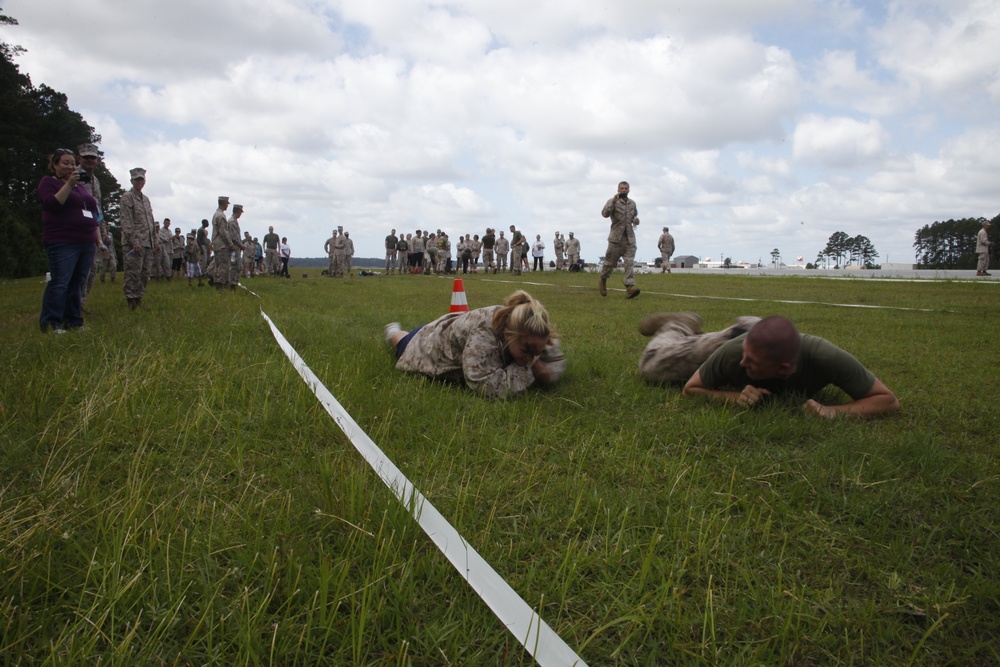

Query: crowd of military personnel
378;227;583;277
118;165;289;309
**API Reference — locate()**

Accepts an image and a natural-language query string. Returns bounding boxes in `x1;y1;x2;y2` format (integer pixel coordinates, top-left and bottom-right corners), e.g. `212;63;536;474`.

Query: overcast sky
4;0;998;265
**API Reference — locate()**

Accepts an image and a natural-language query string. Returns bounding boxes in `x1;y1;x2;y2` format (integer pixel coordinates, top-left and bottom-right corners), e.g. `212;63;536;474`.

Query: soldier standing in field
119;168;156;310
553;232;564;270
227;204;244;289
658;226;675;273
566;232;581;270
262;226;280;275
509;225;524;276
211;196;233;290
495;231;509;273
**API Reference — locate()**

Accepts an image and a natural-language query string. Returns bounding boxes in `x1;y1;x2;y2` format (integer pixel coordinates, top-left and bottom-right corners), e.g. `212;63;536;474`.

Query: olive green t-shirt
699;334;876;400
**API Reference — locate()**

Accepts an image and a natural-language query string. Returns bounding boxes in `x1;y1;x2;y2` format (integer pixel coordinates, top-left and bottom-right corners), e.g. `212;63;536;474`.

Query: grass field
1;268;999;665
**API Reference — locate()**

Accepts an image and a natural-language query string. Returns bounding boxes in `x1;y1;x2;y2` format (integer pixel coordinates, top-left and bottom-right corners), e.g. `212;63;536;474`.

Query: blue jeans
40;242;96;331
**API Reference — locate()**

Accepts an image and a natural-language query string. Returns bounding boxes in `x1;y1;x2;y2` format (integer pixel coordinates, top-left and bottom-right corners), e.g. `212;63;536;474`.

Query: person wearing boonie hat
211;196;232;290
657;226;675;274
120;168;156;310
566;231;581;270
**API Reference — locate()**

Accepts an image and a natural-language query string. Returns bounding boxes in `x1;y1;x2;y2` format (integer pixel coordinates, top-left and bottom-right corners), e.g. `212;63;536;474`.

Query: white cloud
792;115;889;167
2;0;998;268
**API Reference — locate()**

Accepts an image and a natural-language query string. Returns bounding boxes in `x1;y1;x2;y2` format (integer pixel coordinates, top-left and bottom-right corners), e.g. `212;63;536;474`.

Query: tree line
813;232;879;269
0;10;124;278
913;216;999;270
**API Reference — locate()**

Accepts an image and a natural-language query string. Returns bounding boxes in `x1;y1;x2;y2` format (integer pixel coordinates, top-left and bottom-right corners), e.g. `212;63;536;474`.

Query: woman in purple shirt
38;148;100;333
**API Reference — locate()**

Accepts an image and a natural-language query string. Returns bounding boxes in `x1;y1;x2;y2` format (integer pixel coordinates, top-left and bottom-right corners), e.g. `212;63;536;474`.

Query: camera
77;168;91;184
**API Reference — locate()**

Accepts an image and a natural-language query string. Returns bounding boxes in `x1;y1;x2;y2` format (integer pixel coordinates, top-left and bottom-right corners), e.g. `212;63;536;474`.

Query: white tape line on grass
256;306;588;667
481;279;934;312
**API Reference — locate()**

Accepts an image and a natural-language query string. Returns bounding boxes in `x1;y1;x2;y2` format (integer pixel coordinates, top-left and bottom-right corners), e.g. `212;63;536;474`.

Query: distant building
674;255;699;269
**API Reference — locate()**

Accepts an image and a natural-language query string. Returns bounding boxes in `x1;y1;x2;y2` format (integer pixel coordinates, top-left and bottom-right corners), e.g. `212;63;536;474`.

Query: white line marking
243;286;587;667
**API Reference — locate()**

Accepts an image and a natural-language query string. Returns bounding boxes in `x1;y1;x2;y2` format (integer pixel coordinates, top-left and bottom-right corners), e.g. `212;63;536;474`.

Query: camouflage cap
78;143;99;157
218;196;230;204
233;204;244;212
129;167;146;180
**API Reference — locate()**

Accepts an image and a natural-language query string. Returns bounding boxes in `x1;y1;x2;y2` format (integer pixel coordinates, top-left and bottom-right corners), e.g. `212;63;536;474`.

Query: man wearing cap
600;181;640;298
976;219;993;277
657;226;675;273
324;230;338;277
211;196;234;290
553;232;564;270
262;226;280;275
78;144;112;303
227;204;244;288
509;225;524;276
119;168;156;310
335;225;349;277
566;231;581;270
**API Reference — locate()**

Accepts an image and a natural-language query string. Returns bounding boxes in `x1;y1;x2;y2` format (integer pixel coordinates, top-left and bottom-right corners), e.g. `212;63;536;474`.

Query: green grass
2;269;999;665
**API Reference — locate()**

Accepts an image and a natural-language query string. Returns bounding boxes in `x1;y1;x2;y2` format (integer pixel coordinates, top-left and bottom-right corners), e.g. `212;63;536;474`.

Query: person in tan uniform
211;196;233;290
384;290;565;399
119;168;156;310
600;181;640;298
227;204;244;288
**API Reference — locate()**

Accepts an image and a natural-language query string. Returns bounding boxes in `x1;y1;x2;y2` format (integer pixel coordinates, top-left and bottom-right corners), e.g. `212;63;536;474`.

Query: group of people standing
121;184;290;308
37;143;293;333
381;227;582;276
323;226;356;277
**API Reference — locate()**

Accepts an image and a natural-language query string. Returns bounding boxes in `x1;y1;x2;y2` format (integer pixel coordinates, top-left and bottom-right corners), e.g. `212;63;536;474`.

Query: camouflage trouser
213;244;231;287
600;239;636;287
160;246;171;277
386;251;396;272
483;249;495;272
978;252;989;273
229;250;242;285
265;248;279;274
568;253;579;268
638;316;761;384
555;252;564;270
497;251;507;271
510;246;522;274
99;248;117;281
123;247;153;300
341;252;351;275
660;252;672;270
200;245;211;274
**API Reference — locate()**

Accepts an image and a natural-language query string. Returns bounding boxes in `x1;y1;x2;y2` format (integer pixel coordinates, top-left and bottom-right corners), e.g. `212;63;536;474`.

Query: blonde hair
492;290;557;344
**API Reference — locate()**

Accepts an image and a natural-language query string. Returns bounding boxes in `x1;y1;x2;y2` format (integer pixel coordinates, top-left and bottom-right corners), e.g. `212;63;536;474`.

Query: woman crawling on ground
384;290;565;399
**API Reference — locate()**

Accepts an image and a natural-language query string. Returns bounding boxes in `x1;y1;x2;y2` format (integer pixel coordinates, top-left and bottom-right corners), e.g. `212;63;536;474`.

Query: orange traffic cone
450;279;469;313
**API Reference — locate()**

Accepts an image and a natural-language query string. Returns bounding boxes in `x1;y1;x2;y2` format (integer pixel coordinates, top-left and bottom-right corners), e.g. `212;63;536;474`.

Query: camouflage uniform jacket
396;306;566;399
119;188;156;248
212;208;231;249
602;196;639;244
227;216;242;250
